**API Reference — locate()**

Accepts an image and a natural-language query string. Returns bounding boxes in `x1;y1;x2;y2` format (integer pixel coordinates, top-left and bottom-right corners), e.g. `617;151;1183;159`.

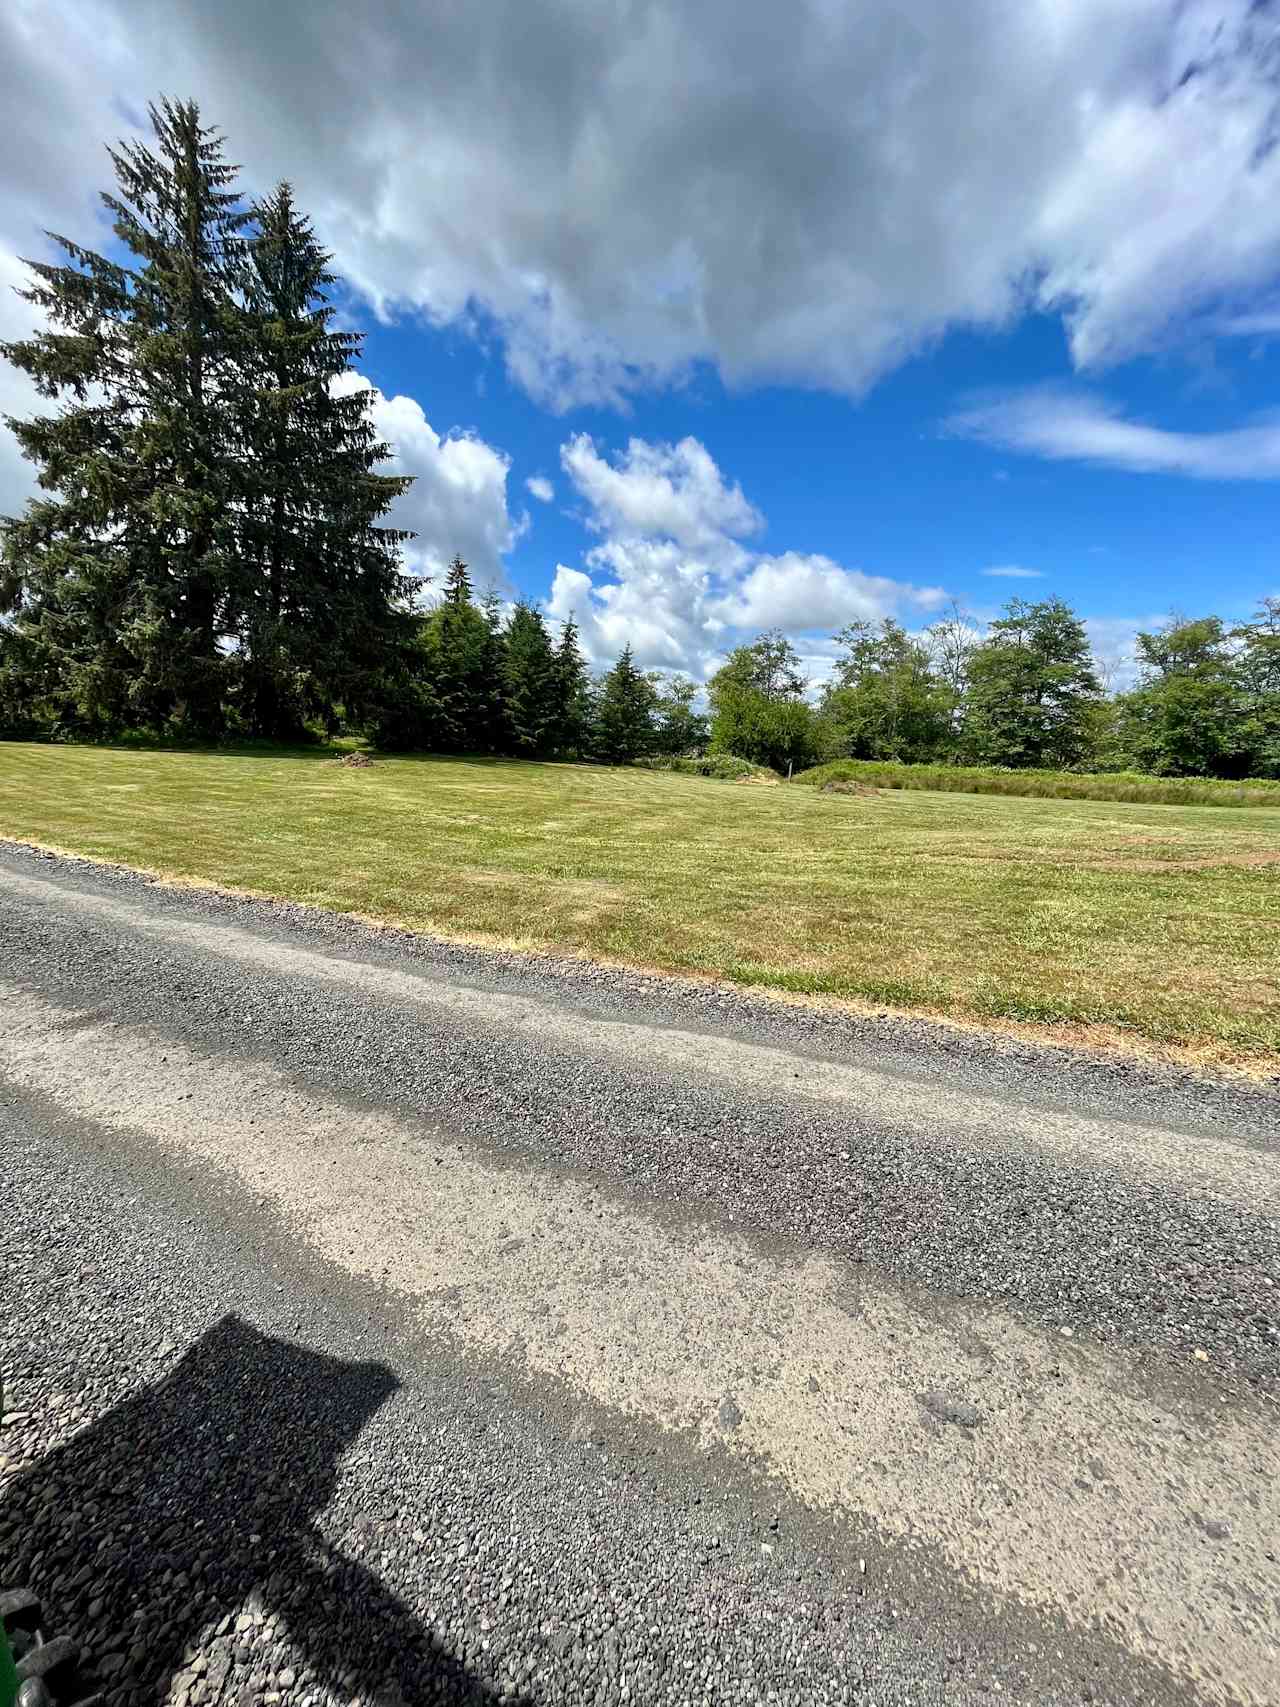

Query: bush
792;758;1280;808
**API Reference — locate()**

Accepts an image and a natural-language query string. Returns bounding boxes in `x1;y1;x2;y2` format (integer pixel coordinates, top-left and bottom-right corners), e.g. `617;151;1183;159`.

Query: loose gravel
2;1103;1200;1707
2;841;1277;1706
2;843;1277;1391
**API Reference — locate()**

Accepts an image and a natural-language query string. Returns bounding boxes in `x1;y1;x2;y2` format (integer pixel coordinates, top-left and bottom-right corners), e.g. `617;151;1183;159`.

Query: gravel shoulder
2;840;1278;1707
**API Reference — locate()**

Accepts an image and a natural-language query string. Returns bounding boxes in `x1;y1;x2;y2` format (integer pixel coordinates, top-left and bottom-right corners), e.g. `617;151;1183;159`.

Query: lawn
2;741;1278;1070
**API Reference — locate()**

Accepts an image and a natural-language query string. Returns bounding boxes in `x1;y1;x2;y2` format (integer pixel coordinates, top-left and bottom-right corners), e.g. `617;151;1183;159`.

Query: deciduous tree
962;598;1101;769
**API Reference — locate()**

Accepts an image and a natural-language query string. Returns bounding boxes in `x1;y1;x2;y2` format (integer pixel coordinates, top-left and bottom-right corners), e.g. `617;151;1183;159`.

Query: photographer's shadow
3;1315;514;1704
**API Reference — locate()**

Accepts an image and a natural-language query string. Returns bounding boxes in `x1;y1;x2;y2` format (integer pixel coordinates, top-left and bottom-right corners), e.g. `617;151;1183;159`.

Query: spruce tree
475;589;509;752
500;603;559;756
1;99;251;734
551;616;591;756
417;555;495;750
237;182;414;735
593;644;658;763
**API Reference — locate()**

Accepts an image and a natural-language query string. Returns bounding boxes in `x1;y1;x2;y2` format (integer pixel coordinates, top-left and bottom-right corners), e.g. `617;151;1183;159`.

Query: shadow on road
2;1315;513;1704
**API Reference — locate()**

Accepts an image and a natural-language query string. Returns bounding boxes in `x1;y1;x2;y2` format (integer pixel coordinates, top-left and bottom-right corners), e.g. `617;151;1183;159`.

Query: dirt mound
339;751;375;769
820;780;880;798
733;772;781;787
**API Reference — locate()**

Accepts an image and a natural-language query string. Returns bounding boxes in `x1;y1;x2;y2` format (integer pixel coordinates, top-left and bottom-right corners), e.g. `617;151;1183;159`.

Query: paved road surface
1;839;1277;1707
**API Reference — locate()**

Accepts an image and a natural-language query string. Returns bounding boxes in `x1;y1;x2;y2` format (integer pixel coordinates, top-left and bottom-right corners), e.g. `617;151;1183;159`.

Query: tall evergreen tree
551;616;591;756
236;182;414;735
593;644;658;763
501;603;559;756
476;589;509;752
416;556;494;750
1;99;252;734
961;598;1101;769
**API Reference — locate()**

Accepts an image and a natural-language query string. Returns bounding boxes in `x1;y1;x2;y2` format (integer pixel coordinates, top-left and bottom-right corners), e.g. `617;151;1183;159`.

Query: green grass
794;757;1280;808
2;741;1278;1069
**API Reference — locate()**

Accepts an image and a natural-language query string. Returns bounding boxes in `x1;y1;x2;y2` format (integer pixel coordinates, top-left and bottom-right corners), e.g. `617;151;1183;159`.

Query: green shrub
792;758;1280;808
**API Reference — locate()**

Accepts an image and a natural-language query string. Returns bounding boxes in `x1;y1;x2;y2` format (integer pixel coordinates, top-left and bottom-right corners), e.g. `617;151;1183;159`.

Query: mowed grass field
2;741;1278;1070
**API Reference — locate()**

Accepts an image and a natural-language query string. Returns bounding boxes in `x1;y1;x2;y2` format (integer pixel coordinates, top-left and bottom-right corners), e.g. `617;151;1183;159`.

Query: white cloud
0;246;47;519
714;553;946;631
981;564;1045;578
561;434;761;558
548;432;946;676
525;475;555;503
3;2;1280;408
1215;309;1280;339
331;373;521;591
946;388;1280;480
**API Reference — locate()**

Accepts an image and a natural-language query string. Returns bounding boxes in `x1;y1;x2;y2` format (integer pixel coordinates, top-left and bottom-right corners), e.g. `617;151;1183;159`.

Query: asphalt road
1;838;1277;1707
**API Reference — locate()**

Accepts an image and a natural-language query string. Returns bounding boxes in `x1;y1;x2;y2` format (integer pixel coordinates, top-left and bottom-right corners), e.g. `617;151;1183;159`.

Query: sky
3;0;1280;687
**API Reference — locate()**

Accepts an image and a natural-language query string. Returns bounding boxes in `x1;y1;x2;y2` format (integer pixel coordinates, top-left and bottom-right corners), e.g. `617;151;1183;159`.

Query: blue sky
365;303;1280;618
3;0;1280;683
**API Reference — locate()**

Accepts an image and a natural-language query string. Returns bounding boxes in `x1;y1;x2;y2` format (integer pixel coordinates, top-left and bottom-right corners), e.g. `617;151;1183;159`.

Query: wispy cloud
945;388;1280;481
1215;309;1280;338
981;565;1044;579
526;475;555;502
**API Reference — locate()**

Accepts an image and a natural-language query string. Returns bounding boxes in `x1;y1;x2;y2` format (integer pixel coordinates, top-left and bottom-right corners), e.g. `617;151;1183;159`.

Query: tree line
2;101;1276;780
712;597;1280;779
0;99;739;766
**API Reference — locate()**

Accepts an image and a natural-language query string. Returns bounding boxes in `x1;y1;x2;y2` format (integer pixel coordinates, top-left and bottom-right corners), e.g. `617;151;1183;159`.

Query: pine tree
500;603;559;756
417;555;494;750
476;589;508;752
237;183;414;736
551;616;590;756
1;99;252;734
593;644;658;763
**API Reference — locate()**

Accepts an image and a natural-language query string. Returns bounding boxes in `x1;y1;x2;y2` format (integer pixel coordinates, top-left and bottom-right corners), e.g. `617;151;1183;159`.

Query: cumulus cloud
714;554;946;631
946;388;1280;480
548;433;945;677
332;374;521;591
561;434;761;558
3;2;1280;408
525;475;554;503
981;564;1045;578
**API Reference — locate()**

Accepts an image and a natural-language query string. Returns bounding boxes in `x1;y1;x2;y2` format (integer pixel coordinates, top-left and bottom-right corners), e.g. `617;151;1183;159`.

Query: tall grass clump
792;758;1280;808
638;753;779;781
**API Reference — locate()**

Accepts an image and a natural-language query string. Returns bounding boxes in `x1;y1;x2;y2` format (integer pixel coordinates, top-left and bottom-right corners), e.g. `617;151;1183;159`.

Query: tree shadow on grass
2;1316;515;1704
